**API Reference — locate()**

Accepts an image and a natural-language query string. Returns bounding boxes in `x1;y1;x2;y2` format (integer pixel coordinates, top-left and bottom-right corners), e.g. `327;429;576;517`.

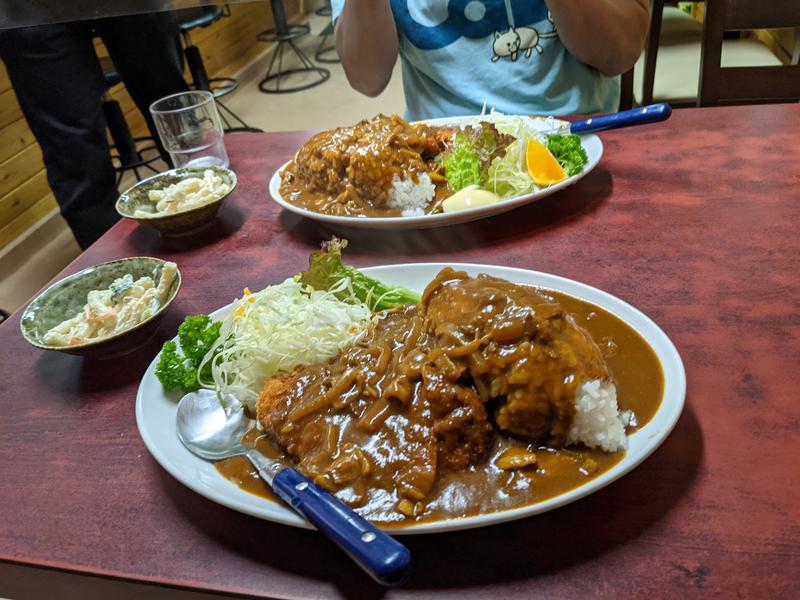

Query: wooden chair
699;0;800;105
641;0;704;107
619;68;635;110
639;0;797;107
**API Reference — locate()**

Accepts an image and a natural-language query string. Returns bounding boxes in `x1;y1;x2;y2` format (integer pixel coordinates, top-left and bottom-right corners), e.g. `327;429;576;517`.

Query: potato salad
133;170;229;218
43;262;178;346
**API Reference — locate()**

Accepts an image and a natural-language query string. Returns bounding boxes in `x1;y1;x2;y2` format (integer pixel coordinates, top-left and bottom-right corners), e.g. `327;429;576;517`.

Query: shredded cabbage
481;114;546;198
487;141;536;198
199;277;373;408
482;112;543;143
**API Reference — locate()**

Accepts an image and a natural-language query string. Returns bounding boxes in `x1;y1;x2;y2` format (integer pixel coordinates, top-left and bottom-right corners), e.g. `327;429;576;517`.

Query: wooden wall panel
0;170;52;226
0;62;11;94
0;87;25;131
753;29;797;64
0;143;50;203
0;116;35;164
0;194;57;249
0;0;290;251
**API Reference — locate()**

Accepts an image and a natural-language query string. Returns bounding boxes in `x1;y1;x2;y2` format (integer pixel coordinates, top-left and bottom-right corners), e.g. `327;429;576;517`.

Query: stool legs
102;95;138;166
315;20;339;64
102;92;160;186
183;41;212;92
259;38;331;93
257;0;330;94
315;1;332;17
181;30;262;132
180;28;239;98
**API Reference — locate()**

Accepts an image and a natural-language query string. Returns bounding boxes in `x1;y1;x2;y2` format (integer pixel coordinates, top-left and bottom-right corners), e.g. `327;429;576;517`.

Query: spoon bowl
176;390;248;460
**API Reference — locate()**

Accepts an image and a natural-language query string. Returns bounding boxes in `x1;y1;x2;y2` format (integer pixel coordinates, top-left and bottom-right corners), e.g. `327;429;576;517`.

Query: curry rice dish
216;269;663;525
279;114;512;218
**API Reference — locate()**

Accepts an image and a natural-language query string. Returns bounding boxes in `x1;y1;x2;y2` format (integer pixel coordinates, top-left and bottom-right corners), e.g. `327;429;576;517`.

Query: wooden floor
0;11;404;317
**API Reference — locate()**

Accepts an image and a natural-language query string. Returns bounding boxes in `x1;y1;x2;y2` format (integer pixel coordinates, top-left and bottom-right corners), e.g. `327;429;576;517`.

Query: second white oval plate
136;263;685;534
267;116;603;229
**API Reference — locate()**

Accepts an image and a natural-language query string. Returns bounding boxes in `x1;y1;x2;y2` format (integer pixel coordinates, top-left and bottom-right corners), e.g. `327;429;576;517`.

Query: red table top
1;104;799;599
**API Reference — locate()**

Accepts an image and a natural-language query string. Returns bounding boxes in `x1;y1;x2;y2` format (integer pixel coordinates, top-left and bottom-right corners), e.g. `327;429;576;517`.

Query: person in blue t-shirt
331;0;649;120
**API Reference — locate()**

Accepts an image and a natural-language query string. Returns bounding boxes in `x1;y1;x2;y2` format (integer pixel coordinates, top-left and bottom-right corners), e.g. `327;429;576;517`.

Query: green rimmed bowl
20;257;181;359
115;166;237;236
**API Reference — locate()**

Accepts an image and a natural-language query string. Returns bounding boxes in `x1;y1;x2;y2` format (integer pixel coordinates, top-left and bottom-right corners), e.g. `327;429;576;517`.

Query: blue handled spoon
176;389;413;586
546;102;672;135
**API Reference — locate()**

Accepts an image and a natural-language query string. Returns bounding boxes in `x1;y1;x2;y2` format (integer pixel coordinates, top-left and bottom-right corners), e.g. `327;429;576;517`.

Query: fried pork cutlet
421;268;610;446
256;305;493;516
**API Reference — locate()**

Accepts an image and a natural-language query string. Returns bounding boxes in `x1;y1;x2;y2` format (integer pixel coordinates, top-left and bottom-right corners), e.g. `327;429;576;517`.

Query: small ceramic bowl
20;257;181;359
115;166;237;236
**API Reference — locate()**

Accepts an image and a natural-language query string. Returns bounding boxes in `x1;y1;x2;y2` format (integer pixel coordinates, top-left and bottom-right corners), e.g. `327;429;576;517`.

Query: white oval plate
136;263;685;534
267;116;603;229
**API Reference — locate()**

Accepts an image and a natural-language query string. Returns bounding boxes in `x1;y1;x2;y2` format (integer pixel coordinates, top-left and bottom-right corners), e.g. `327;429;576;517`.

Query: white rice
567;379;632;452
387;173;435;217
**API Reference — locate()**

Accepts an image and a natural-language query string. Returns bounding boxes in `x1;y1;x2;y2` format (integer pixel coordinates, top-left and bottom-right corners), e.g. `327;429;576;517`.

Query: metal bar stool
315;2;339;65
315;1;332;17
257;0;330;93
99;57;161;187
178;6;262;132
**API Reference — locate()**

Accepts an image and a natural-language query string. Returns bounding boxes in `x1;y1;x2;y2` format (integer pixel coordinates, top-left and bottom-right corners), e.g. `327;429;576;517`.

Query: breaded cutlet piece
256;371;298;429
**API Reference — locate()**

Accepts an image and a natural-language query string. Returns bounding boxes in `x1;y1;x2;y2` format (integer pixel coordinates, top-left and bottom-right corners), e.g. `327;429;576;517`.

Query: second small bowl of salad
20;257;182;359
116;166;237;236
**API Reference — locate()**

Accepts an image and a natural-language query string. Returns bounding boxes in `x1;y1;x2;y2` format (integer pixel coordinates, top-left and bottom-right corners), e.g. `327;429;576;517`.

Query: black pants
0;13;189;249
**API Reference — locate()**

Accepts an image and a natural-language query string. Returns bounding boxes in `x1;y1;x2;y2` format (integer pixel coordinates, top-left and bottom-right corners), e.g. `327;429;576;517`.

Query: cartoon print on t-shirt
389;0;554;54
491;7;557;62
491;24;557;62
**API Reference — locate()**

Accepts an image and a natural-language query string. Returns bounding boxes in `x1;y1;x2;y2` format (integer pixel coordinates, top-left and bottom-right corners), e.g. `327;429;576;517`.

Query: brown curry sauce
279;115;448;218
215;286;664;527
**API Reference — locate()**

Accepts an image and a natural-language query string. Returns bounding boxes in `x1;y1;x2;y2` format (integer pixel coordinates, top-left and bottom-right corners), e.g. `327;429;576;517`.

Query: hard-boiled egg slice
442;185;500;213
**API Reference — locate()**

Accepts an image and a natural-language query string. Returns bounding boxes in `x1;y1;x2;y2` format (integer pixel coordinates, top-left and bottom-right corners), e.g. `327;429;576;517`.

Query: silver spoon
176;389;413;586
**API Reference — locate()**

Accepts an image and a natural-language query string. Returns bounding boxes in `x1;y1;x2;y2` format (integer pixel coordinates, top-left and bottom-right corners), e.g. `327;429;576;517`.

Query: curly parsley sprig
155;315;221;393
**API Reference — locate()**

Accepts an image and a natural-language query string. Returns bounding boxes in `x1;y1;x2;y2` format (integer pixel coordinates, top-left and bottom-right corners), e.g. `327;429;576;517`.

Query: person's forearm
546;0;649;76
335;0;398;97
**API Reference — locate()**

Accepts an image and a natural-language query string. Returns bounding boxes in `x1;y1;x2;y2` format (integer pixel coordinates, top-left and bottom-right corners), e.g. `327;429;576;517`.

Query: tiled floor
0;11;405;317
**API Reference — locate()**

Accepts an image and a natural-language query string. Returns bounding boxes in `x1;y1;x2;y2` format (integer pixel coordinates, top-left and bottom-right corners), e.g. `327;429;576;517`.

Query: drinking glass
150;91;229;168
